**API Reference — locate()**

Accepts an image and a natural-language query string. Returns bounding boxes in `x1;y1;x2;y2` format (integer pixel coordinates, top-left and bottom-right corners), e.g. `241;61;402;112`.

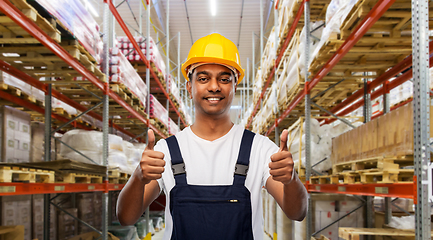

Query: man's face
187;64;237;117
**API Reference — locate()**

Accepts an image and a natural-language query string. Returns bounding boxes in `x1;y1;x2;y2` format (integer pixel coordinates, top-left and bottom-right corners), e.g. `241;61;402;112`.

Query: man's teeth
207;98;220;101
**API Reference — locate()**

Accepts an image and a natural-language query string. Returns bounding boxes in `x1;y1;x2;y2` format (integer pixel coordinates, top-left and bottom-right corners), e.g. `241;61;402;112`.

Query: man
117;33;307;239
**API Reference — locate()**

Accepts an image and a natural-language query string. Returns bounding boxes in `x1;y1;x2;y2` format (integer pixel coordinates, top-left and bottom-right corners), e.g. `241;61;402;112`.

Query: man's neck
190;115;234;141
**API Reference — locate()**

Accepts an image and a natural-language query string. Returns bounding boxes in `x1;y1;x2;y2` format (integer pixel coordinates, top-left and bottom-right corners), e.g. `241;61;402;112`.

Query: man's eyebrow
195;70;210;76
218;71;233;77
195;70;233;77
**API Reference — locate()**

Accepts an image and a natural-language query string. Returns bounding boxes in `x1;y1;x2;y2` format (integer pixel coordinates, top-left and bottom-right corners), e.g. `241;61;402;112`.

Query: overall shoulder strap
165;136;187;185
233;129;255;186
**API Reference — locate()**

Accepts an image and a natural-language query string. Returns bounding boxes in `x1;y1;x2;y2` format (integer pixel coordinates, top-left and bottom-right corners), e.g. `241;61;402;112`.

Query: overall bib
166;130;256;240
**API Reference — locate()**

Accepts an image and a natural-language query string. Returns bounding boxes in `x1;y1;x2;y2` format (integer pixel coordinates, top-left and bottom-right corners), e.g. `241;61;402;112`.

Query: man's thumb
279;129;289;152
146;129;155;150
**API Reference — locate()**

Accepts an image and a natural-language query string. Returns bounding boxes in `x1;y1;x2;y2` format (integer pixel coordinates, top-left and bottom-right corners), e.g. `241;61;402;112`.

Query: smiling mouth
204;97;224;103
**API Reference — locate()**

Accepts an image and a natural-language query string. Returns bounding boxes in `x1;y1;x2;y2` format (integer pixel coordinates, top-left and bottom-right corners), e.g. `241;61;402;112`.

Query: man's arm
117;130;165;225
266;171;307;221
265;130;308;221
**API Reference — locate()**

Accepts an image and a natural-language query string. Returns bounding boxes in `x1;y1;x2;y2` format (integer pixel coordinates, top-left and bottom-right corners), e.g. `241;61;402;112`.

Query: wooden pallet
20;159;107;175
339;227;433;240
0;165;55;183
0;47;105;83
332;156;414;173
312;168;414;184
1;0;61;43
308;0;427;82
58;172;103;184
108;169;130;184
277;0;329;51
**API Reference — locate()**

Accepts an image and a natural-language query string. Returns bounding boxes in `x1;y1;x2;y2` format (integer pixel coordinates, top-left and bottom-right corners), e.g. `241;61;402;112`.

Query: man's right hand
136;129;165;184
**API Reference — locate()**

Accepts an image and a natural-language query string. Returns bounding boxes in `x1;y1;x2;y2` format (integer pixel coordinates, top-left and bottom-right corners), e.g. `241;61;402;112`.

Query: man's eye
220;78;232;83
198;77;207;82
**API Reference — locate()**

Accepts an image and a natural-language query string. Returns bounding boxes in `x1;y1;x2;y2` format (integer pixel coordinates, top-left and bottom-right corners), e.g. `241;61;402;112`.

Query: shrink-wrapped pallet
36;0;103;63
0;71;78;115
287;118;337;173
252;82;279;134
260;27;278;80
116;36;166;77
59;130;129;172
310;0;358;63
168;118;180;135
110;47;148;107
149;95;169;128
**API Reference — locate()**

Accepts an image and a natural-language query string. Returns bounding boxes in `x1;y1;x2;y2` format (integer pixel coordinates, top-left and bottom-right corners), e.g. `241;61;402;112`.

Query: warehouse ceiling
93;0;275;87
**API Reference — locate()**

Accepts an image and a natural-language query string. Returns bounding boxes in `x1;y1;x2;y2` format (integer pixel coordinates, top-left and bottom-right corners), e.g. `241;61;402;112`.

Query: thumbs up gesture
136;129;165;184
269;130;295;185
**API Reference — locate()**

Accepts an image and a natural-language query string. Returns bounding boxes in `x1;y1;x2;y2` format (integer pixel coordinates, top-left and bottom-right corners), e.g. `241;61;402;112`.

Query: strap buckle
172;162;186;176
234;164;249;176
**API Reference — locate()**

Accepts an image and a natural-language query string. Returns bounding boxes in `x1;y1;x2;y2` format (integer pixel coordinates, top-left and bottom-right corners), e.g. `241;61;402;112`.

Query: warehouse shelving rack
251;0;431;239
0;0;184;239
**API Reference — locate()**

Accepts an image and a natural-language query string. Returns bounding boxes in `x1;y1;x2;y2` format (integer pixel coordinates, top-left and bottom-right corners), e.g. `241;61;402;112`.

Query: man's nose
207;78;221;92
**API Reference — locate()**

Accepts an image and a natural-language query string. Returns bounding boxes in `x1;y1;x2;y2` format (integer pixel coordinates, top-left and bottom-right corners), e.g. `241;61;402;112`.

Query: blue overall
165;130;256;240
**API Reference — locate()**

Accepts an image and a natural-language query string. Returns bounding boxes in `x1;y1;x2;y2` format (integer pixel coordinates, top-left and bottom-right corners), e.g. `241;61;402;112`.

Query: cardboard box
58;208;78;240
0;106;31;163
94;192;103;230
76;193;95;234
30;122;56;162
332;102;433;164
35;194;57;239
0;195;32;240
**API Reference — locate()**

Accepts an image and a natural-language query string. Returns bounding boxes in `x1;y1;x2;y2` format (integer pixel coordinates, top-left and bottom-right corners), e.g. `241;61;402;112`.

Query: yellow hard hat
182;33;245;84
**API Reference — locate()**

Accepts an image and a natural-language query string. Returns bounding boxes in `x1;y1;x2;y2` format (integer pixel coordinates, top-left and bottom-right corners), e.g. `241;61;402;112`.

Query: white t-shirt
155;125;279;240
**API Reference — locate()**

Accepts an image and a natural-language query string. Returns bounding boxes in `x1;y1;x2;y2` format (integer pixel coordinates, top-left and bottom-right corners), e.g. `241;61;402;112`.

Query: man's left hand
269;129;295;185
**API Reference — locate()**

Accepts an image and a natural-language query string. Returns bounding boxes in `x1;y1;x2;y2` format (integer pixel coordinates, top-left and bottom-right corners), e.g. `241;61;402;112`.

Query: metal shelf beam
105;0;187;128
266;0;396;136
246;0;306;129
306;182;415;199
0;183;125;196
0;0;166;138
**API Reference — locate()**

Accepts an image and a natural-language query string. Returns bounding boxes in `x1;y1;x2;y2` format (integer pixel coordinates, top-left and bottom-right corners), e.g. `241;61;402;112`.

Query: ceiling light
210;0;216;16
2;53;19;57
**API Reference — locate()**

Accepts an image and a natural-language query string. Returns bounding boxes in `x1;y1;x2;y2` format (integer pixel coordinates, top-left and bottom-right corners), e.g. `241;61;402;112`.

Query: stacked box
76;193;95;234
58;208;78;240
0;195;32;240
32;195;56;240
0;106;31;163
30;122;57;162
94;192;103;230
332;102;433;164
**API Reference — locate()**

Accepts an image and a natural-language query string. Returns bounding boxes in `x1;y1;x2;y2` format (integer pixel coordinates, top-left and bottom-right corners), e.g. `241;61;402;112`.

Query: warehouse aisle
150;229;273;240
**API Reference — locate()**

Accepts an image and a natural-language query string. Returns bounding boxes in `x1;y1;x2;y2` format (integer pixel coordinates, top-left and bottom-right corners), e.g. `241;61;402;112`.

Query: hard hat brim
182;57;245;84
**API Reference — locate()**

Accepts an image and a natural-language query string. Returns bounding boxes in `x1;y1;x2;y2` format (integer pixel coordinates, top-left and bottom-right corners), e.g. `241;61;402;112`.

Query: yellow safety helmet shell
182;33;245;84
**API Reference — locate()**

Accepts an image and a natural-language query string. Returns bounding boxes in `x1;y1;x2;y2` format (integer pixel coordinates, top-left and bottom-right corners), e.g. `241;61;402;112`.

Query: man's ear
186;80;193;99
